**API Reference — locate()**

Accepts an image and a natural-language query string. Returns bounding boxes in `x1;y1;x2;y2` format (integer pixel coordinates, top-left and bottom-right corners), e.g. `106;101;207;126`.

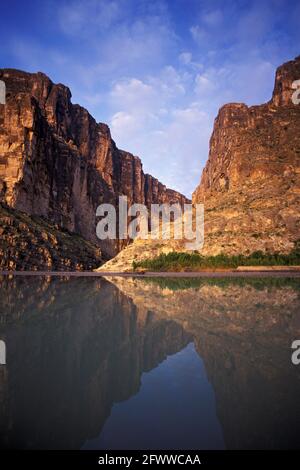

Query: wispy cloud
59;0;122;36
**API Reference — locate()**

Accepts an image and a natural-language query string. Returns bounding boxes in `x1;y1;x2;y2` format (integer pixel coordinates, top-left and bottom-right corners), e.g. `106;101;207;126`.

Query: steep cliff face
97;56;300;272
193;56;300;255
0;69;188;259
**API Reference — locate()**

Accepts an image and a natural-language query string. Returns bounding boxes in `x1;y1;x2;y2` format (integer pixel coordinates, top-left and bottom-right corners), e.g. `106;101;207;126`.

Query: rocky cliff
0;203;102;271
0;69;188;261
193;56;300;255
97;56;300;272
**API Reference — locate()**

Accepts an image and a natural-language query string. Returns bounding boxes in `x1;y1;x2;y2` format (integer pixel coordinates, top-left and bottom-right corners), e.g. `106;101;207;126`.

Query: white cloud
107;65;213;196
194;73;216;94
178;52;203;71
7;0;295;197
111;78;155;110
144;104;212;196
106;47;278;196
59;0;121;36
190;25;208;43
179;52;192;65
151;65;187;96
54;0;178;91
111;111;139;141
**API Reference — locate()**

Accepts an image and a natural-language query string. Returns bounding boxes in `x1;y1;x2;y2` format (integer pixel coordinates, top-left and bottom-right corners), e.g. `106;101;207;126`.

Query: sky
0;0;299;197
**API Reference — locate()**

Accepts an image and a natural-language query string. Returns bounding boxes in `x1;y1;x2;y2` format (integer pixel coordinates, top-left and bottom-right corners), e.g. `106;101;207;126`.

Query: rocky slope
0;203;102;271
96;217;189;272
193;55;300;255
98;56;300;271
0;68;188;262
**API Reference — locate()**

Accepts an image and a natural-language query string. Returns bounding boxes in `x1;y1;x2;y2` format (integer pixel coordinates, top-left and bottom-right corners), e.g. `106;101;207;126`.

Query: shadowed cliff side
0;68;189;260
0;203;103;270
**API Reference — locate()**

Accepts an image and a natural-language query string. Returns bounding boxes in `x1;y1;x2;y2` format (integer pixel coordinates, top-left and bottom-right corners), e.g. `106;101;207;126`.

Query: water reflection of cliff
108;277;300;449
0;276;190;449
1;275;300;449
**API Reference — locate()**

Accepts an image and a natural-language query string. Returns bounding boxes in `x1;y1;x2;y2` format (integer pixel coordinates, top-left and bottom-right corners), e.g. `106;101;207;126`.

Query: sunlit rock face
0;69;188;259
108;276;300;449
98;57;300;272
96;219;191;272
193;56;300;255
0;276;190;449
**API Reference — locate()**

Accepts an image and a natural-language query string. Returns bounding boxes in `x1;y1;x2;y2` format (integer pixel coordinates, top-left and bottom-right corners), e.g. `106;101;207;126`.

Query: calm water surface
0;275;299;449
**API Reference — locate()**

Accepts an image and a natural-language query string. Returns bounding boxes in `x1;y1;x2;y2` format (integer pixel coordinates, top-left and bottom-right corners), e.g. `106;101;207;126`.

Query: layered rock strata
193;56;300;255
0;69;188;259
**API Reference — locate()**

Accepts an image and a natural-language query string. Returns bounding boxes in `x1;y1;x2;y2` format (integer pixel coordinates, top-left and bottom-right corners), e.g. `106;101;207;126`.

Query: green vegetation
138;276;300;291
132;245;300;272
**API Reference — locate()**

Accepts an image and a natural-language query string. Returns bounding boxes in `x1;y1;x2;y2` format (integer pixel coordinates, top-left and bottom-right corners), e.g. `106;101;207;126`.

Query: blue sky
0;0;299;196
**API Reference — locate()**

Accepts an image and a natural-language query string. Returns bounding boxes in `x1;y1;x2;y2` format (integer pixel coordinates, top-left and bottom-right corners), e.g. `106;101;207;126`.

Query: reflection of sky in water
1;275;300;450
83;342;224;450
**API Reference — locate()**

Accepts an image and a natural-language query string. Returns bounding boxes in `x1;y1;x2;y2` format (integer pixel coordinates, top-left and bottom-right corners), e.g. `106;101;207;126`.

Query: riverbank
1;268;300;278
131;250;300;272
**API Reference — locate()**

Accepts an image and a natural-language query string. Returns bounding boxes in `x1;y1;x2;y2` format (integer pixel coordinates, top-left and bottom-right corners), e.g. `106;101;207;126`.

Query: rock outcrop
97;56;300;272
0;203;102;271
193;56;300;255
0;69;188;260
2;56;299;271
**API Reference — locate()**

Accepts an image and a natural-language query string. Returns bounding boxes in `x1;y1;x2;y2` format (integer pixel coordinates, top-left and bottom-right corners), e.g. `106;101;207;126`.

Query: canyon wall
0;204;102;271
0;69;188;259
97;56;300;272
193;56;300;255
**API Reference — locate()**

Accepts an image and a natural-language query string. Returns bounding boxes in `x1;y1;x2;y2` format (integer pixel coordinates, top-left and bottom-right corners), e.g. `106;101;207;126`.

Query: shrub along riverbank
132;246;300;272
